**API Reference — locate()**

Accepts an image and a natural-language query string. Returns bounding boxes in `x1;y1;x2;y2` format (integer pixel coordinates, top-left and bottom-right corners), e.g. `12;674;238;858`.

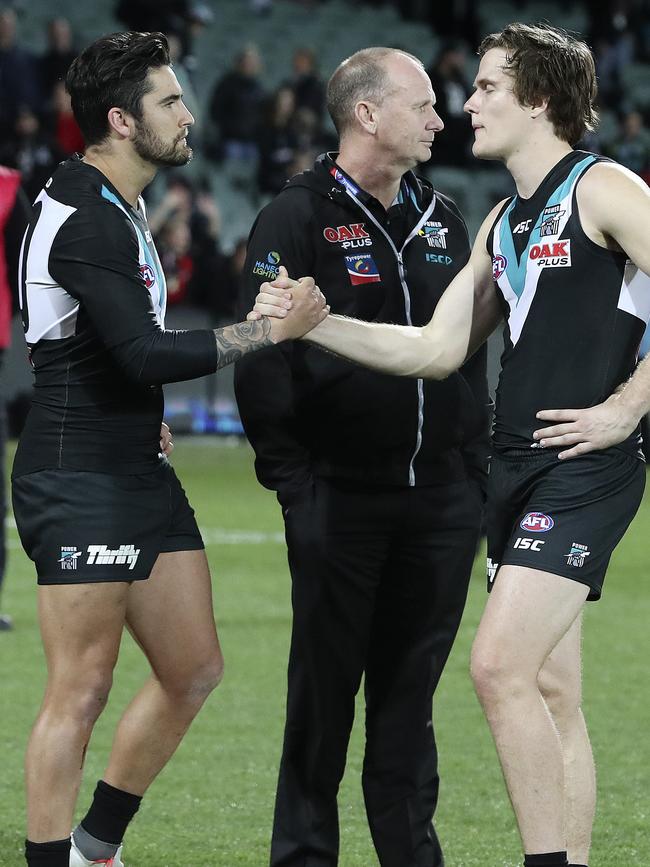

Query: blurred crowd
1;0;650;325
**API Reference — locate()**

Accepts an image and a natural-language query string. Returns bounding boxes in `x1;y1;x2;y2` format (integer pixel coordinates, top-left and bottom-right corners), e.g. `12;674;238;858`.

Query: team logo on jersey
520;512;554;532
252;251;282;280
492;254;507;280
324;223;371;249
540;205;565;238
487;557;498;584
426;253;453;265
139;264;155;289
419;221;448;249
59;546;81;570
345;254;381;285
529;240;571;268
86;544;141;570
565;542;590;568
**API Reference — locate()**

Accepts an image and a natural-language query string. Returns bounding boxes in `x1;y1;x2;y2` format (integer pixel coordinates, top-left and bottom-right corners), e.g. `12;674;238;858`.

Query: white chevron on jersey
20;191;79;344
493;174;576;347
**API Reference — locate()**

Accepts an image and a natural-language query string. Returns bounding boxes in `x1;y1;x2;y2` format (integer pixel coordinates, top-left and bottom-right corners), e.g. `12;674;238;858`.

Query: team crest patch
492;254;507;280
59;546;81;570
566;542;590;568
345;254;381;285
139;264;155;288
418;221;448;249
539;205;565;238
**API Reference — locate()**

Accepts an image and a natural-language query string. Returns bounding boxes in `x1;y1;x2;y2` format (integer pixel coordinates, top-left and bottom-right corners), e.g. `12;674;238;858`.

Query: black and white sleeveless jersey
13;157;218;478
487;150;650;454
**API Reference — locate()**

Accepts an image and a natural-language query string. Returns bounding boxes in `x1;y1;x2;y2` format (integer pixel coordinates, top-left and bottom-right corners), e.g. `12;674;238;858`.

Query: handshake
247;266;329;343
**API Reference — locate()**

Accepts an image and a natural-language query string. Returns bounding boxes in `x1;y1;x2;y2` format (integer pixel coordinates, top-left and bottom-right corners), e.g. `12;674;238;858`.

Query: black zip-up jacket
234;153;490;505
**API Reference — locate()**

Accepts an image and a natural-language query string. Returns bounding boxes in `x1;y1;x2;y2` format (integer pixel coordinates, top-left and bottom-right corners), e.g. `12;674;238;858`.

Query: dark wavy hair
479;23;598;145
65;31;170;146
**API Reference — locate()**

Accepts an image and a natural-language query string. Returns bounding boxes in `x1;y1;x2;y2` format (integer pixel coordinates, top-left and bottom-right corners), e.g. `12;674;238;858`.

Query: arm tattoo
214;317;274;369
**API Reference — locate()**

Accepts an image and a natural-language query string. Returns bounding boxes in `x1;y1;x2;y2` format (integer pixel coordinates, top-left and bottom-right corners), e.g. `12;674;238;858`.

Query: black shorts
487;448;645;600
12;460;204;585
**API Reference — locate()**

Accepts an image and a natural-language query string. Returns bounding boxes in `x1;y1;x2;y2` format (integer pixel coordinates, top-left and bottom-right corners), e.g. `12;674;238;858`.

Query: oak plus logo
323;223;371;249
529;240;571;268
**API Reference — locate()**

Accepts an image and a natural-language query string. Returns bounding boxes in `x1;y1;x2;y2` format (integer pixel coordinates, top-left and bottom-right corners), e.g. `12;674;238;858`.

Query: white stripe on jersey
618;260;650;324
21;191;79;344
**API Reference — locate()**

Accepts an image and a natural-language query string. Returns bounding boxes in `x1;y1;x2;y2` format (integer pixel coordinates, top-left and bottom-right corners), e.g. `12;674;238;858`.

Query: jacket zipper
342;189;437;485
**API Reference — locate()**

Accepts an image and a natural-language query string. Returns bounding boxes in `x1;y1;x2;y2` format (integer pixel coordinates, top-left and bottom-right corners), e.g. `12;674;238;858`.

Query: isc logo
513;537;545;551
520;512;554;532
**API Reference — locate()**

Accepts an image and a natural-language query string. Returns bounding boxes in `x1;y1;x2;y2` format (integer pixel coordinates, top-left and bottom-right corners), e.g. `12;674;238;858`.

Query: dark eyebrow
158;92;183;105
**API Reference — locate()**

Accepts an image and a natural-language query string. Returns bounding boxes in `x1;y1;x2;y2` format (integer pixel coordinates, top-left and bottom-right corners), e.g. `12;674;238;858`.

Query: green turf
1;439;649;866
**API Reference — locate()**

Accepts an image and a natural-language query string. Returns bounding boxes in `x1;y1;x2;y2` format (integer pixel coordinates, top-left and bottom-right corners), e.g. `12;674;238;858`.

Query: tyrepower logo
323;223;371;249
520;512;554;532
529;240;571;268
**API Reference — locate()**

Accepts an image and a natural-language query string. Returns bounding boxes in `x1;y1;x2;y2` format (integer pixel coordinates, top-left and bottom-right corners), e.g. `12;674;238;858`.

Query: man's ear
354;99;378;135
106;106;134;140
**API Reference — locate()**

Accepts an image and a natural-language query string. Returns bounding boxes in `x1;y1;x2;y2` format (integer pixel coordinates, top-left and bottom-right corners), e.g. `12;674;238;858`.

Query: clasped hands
247;266;329;339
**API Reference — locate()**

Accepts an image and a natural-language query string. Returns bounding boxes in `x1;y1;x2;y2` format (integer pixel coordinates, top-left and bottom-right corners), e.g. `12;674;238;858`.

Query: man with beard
12;31;327;867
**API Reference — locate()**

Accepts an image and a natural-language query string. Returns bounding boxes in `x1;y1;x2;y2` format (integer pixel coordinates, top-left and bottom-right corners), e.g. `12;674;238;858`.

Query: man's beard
132;118;193;167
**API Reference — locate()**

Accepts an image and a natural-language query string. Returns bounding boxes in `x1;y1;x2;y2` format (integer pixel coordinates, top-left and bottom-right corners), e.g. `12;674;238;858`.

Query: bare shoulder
578;162;648;195
578;161;649;211
577;161;650;248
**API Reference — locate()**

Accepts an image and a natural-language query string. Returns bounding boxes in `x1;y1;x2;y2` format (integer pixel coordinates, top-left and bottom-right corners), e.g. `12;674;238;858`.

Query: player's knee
470;642;522;706
47;668;114;729
164;650;224;705
538;667;581;720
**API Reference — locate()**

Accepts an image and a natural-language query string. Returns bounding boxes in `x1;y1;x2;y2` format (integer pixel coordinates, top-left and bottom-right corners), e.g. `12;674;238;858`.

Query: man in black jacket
235;47;490;867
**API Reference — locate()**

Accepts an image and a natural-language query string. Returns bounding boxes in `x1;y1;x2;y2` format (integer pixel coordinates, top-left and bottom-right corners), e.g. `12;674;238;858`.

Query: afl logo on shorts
492;254;507;280
139;264;155;288
520;512;554;532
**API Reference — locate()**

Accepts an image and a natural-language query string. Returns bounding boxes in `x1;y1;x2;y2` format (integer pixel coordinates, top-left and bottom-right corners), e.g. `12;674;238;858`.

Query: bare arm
255;206;503;380
534;164;650;457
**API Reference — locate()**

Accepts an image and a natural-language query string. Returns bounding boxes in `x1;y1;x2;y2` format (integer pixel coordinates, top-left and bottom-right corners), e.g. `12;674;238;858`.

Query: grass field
1;439;649;867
